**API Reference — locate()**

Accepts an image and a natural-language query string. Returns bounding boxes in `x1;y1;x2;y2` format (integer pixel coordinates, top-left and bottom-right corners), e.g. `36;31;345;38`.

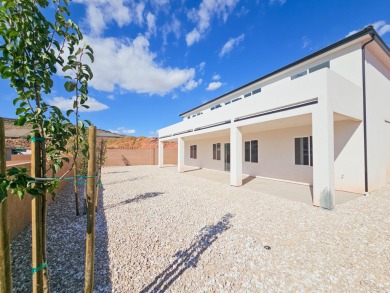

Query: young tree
0;0;93;292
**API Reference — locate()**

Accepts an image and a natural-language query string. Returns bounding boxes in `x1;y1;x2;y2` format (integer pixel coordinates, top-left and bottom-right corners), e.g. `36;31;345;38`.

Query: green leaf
15;116;27;126
86;52;94;63
64;81;76;92
66;109;73;116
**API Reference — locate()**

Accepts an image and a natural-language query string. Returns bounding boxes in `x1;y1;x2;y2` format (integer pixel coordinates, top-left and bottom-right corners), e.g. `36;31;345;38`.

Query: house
158;26;390;209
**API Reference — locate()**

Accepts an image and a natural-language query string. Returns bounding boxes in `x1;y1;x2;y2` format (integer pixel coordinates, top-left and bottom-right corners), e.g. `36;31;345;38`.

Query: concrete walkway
181;166;362;206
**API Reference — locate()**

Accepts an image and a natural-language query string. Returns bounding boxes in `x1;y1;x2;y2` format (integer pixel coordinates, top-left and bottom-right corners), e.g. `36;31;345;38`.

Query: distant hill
106;136;177;149
2;117;176;149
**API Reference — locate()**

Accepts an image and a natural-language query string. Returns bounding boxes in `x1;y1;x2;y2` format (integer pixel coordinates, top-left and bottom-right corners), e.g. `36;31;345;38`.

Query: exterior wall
184;138;228;171
6;159;73;240
365;49;390;190
242;126;313;184
334;120;365;193
330;44;362;86
105;148;178;166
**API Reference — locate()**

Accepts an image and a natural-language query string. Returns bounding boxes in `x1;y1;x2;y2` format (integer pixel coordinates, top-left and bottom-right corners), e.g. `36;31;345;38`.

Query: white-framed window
295;136;313;166
213;143;221;160
190;145;197;159
244;140;258;163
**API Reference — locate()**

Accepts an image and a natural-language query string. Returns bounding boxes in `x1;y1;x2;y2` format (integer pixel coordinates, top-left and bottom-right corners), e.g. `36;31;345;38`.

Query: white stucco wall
365;49;390;190
334;120;365;193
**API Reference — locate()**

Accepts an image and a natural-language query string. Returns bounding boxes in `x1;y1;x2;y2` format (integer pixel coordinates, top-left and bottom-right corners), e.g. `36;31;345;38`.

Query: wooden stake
84;126;96;293
74;167;80;216
31;134;43;293
0;118;12;293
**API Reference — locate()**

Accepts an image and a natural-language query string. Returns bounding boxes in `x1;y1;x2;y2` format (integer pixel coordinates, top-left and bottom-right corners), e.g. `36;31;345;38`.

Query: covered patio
180;166;362;206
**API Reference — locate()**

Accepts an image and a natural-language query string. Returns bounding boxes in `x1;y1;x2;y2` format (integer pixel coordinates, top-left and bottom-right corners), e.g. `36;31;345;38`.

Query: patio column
178;137;185;173
230;125;242;186
158;140;164;167
312;101;335;209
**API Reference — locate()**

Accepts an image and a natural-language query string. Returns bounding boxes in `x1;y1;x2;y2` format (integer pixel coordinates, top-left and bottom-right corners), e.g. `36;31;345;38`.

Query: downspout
361;33;375;195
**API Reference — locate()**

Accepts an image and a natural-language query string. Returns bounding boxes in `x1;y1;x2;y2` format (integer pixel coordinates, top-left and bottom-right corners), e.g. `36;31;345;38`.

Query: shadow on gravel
104;192;164;210
11;183;112;292
104;176;147;186
104;170;133;174
140;213;234;293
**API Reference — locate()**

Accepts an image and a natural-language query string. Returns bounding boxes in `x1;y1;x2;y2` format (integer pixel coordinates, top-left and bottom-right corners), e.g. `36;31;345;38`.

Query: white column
178;137;185;173
158;140;164;167
230;125;242;186
312;101;335;209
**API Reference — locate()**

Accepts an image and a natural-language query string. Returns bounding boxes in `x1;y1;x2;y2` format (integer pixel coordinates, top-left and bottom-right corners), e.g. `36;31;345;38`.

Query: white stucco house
158;26;390;209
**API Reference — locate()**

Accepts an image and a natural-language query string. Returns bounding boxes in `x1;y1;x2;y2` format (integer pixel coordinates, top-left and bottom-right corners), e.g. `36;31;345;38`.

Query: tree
0;0;94;292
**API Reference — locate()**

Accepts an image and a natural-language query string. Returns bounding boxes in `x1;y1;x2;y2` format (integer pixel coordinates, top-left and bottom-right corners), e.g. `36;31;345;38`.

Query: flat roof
180;26;390;117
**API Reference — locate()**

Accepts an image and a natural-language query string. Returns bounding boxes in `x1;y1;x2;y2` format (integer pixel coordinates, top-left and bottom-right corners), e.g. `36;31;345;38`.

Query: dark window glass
245;141;250;162
190;145;197;159
310;136;313;166
251;140;258;163
216;143;221;160
291;70;307;80
244;92;251;98
309;61;330;73
295;137;309;165
252;88;261;95
213;144;216;160
194;145;197;159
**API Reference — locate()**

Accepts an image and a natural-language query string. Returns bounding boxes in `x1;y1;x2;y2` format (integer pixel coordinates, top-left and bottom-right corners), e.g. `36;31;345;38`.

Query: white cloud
183;79;203;91
269;0;286;5
146;13;156;36
109;127;136;135
186;0;239;46
198;61;206;72
81;35;195;95
346;20;390;37
136;2;145;25
212;74;221;80
219;34;245;57
302;36;310;49
162;15;181;44
107;94;115;100
47;96;109;112
186;29;202;46
74;0;131;36
206;81;222;91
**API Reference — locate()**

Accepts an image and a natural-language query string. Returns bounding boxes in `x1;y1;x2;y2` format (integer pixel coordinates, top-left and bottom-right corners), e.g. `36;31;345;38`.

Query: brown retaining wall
6;159;73;240
105;148;178;166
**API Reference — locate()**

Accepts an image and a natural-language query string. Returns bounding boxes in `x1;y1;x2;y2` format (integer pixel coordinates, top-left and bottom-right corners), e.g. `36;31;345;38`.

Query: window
232;97;242;103
245;140;258;163
252;88;261;95
211;104;222;110
213;143;221;160
190;145;197;159
244;92;251;98
295;136;313;166
309;61;330;73
291;70;307;80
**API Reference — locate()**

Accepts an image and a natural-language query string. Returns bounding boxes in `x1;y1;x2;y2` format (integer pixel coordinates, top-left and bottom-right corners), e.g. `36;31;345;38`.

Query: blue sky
1;0;390;136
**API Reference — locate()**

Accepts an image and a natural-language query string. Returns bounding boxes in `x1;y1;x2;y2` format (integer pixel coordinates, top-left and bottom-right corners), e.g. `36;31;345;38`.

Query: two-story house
158;26;390;209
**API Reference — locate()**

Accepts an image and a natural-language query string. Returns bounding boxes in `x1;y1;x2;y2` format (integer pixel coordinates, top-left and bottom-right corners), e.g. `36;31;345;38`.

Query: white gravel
11;165;390;292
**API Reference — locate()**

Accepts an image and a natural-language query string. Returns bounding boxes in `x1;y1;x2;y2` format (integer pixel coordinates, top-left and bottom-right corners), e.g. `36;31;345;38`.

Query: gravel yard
11;165;390;292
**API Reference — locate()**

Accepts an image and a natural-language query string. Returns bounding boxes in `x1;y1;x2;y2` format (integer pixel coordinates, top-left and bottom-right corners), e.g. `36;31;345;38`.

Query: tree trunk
74;167;79;216
31;134;44;293
0;118;12;293
84;126;96;293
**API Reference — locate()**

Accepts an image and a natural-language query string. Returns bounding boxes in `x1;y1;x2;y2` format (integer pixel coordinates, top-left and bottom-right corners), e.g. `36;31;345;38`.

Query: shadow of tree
104;192;164;210
104;170;133;174
104;176;146;186
140;213;234;293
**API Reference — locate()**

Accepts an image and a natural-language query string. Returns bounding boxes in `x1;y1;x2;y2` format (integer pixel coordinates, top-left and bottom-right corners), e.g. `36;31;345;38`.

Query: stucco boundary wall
6;159;73;240
105;148;178;166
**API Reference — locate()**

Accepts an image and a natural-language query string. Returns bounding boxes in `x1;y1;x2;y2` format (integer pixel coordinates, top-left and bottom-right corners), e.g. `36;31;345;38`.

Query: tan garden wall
105;148;178;166
6;159;73;240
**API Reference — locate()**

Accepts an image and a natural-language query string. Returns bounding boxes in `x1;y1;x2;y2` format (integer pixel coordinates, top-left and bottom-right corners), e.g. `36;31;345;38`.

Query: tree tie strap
30;137;45;142
32;262;47;274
